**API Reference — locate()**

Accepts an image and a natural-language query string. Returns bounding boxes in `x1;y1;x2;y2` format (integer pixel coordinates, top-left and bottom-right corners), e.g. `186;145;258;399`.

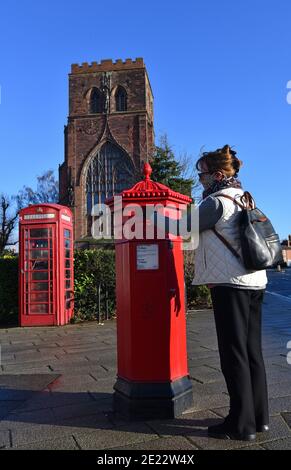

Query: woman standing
192;145;269;441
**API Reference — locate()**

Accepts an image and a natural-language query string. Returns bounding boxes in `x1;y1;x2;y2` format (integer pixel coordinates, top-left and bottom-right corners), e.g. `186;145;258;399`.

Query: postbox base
113;376;193;421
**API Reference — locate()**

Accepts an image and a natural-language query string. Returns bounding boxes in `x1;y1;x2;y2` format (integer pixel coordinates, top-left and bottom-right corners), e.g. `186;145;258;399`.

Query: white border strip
265;290;291;303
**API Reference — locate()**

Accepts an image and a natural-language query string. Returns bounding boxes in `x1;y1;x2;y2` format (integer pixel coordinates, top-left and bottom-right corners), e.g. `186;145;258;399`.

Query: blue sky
0;0;290;239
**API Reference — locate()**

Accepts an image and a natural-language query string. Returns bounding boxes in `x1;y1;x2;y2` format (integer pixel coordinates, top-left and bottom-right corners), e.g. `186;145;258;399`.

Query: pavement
0;271;291;450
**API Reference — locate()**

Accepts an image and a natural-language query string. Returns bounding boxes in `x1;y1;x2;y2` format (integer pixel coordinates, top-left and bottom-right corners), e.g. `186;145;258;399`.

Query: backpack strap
211;227;241;259
215;191;255;210
209;191;254;260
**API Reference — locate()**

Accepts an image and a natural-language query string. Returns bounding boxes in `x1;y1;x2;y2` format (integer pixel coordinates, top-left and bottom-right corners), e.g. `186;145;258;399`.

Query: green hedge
0;257;19;325
73;249;116;322
184;251;212;309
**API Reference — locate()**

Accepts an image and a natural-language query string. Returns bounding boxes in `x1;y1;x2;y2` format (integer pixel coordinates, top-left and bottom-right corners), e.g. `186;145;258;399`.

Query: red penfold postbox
19;204;74;326
107;163;193;419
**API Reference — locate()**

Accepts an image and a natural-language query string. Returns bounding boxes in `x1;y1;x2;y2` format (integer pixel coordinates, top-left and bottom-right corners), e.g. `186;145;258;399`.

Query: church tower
59;58;154;242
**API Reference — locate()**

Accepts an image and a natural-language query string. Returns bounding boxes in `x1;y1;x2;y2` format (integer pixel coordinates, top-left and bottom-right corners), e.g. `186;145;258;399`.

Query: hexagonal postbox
107;163;193;420
19;204;74;326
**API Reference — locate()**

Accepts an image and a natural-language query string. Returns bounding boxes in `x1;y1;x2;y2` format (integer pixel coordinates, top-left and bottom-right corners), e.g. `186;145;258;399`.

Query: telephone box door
20;225;56;326
63;227;74;324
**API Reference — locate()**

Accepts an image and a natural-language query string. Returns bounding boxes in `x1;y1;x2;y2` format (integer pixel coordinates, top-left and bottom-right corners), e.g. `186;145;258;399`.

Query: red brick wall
282;247;291;266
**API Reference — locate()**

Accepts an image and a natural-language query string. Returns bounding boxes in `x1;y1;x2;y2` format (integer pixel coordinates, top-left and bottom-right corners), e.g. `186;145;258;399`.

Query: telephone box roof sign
19;204;73;222
107;163;192;206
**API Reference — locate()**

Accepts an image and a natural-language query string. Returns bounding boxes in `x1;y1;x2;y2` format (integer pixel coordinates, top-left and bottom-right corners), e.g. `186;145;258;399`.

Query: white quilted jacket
192;187;268;287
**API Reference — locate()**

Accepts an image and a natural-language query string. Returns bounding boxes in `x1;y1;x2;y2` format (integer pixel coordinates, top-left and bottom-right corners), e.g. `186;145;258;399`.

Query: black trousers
210;286;269;434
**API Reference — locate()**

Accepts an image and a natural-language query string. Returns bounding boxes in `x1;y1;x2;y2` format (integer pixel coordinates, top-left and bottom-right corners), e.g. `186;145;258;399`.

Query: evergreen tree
150;135;196;198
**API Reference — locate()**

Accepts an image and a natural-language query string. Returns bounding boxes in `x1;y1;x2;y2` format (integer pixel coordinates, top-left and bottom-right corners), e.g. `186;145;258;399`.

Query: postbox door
21;225;56;323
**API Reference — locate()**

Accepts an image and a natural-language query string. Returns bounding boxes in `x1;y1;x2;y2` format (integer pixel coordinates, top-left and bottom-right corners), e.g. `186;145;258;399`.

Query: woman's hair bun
219;145;243;176
196;144;243;177
220;144;236;158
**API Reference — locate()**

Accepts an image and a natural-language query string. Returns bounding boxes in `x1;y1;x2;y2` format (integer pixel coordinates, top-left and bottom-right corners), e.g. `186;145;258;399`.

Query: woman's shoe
208;422;256;441
256;424;269;433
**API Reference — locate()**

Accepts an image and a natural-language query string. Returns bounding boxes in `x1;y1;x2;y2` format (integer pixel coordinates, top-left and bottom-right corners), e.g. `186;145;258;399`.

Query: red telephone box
19;204;74;327
107;163;193;420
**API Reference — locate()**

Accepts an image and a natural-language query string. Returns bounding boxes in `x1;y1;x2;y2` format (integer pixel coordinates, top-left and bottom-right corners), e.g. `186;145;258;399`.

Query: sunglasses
198;171;211;178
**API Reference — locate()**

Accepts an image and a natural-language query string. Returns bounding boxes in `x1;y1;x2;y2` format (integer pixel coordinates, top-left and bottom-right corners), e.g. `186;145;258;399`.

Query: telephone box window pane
65;280;71;289
30;239;48;249
65;259;71;269
64;229;71;238
32;260;49;270
32;271;49;281
30;292;49;302
65;270;71;279
30;229;49;238
65;249;71;258
65;291;71;299
30;304;49;314
31;282;48;291
31;249;49;259
64;239;71;248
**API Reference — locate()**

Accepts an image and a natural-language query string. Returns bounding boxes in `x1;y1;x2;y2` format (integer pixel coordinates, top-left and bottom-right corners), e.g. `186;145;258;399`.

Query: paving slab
73;422;159;450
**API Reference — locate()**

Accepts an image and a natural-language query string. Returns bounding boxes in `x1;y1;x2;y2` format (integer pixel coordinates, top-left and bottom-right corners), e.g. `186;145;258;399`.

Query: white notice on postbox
136;244;159;270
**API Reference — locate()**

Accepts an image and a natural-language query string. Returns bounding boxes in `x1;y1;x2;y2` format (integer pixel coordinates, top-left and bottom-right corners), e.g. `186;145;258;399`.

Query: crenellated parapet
71;58;144;74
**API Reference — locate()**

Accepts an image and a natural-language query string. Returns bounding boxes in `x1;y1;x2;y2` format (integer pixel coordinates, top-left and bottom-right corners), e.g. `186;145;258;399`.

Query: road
266;268;291;302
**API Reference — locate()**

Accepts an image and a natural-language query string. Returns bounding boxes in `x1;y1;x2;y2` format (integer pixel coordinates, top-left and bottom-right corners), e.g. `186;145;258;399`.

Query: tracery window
85;142;135;216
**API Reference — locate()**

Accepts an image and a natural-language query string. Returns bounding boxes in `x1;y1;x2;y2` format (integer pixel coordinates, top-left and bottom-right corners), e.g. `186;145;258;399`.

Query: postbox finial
143;162;152;180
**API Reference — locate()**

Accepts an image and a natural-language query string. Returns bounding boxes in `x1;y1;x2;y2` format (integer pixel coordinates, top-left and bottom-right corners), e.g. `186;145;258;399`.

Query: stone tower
59;58;154;242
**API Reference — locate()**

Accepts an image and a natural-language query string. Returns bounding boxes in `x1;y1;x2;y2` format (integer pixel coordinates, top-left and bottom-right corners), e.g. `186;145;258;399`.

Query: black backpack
212;191;283;271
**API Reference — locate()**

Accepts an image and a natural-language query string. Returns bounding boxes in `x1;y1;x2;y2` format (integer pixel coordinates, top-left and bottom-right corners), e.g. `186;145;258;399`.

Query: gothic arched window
89;88;102;113
85;142;135;217
115;86;127;112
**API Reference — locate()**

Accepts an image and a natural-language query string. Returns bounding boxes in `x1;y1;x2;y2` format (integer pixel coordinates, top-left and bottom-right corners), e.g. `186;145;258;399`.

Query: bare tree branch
0;195;19;256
